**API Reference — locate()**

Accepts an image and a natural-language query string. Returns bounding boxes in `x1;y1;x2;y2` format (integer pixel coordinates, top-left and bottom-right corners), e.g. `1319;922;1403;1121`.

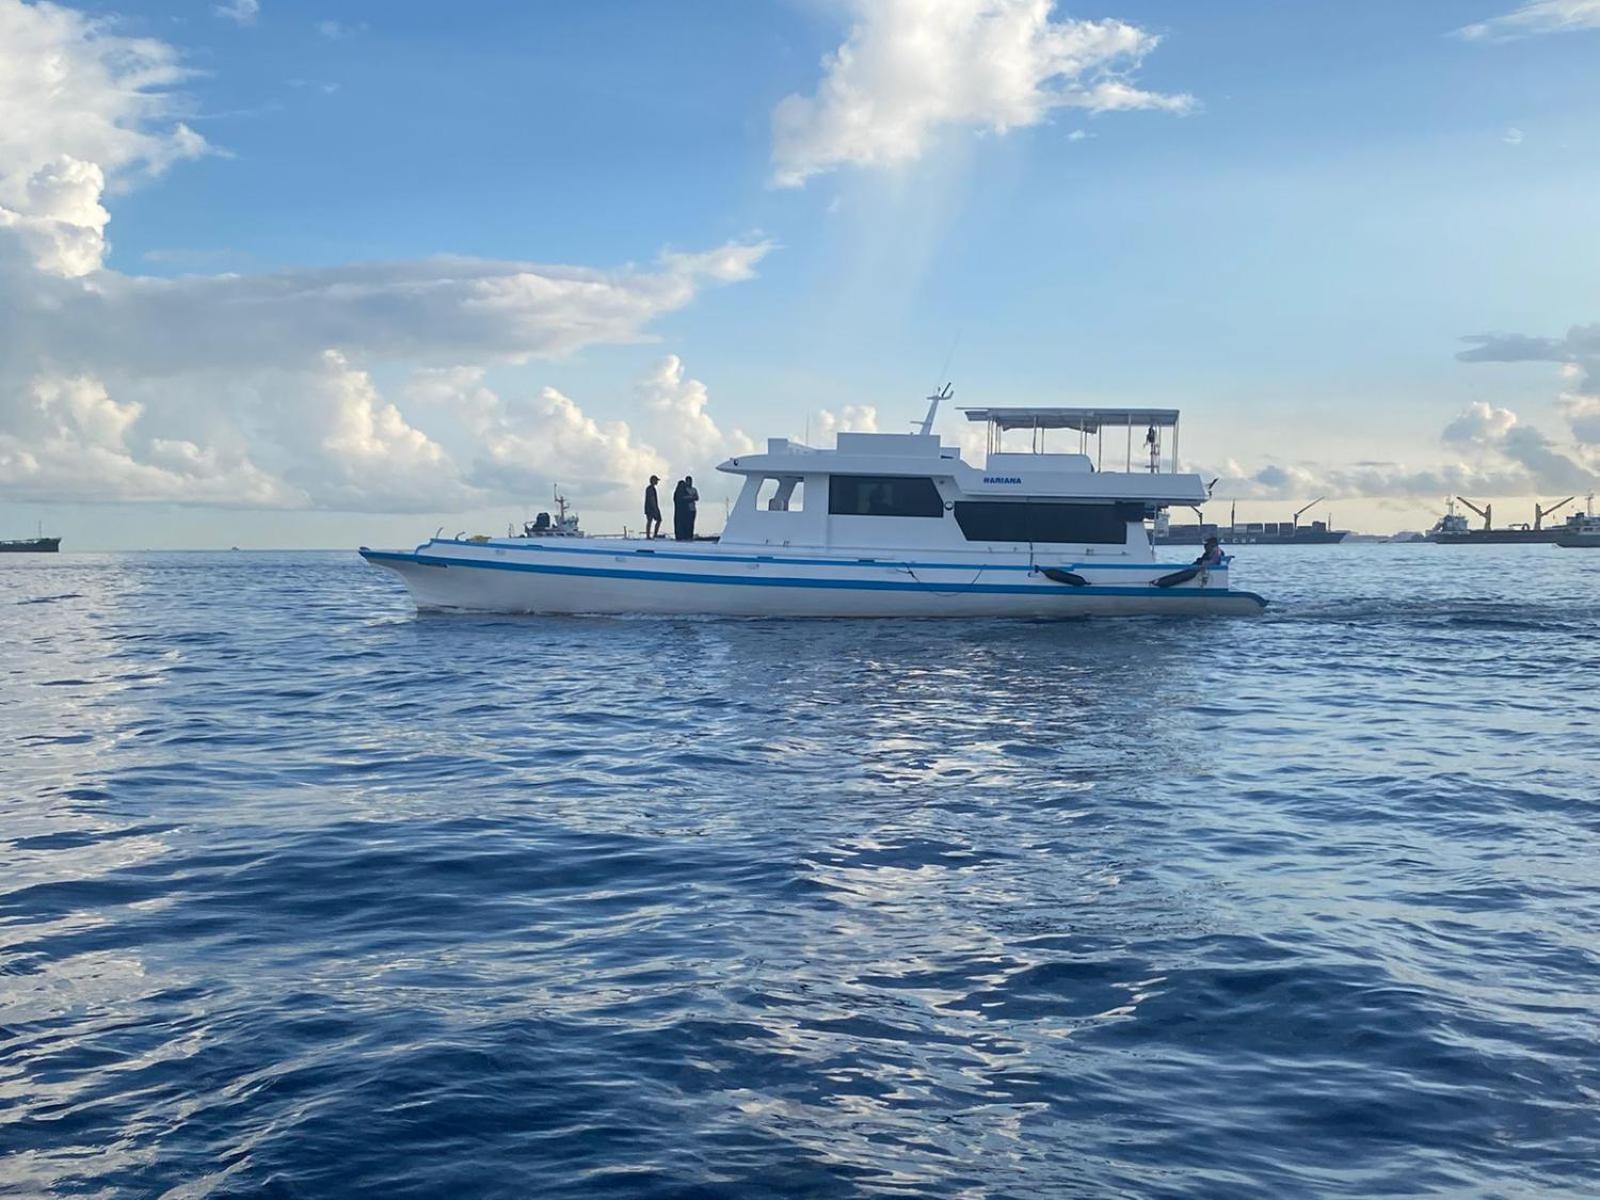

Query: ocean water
2;545;1597;1199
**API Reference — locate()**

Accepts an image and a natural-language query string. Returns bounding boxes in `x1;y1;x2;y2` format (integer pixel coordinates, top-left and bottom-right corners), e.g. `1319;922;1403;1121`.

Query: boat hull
0;537;61;553
1155;530;1347;546
360;540;1266;618
1426;530;1566;544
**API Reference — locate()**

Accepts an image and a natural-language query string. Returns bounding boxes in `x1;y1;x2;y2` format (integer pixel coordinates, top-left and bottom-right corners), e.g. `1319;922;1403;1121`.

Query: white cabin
716;407;1206;555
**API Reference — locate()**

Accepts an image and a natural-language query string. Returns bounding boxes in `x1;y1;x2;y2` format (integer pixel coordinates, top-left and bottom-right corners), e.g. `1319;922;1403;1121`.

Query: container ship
1;534;61;553
1152;498;1349;546
1426;496;1590;545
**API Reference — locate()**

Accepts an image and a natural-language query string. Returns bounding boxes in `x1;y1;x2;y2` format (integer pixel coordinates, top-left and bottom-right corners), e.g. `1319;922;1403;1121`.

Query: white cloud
1199;384;1599;503
812;405;879;440
0;0;208;207
636;354;756;463
771;0;1193;187
1503;126;1525;144
472;386;661;503
0;374;296;507
282;352;473;511
5;235;773;369
214;0;260;27
0;156;109;277
1457;325;1600;454
0;0;773;514
1457;0;1600;41
1442;400;1520;446
408;356;757;508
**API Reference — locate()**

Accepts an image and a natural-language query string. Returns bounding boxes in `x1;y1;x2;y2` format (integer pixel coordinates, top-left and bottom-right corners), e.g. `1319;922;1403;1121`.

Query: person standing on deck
683;475;700;540
672;477;689;541
644;475;662;539
1195;536;1225;568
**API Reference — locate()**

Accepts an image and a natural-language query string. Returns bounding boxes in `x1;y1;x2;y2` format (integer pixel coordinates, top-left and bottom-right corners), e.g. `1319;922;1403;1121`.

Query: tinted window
954;501;1143;544
828;475;944;518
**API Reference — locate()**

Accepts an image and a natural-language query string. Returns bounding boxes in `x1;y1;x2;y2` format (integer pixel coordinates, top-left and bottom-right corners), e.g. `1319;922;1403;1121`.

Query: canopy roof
961;407;1181;433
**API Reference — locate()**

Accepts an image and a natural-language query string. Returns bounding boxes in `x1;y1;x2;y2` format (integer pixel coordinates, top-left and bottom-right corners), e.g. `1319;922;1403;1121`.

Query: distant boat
0;536;60;553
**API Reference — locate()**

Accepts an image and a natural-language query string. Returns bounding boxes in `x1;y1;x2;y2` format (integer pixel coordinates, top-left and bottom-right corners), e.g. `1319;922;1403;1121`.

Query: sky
2;0;1599;547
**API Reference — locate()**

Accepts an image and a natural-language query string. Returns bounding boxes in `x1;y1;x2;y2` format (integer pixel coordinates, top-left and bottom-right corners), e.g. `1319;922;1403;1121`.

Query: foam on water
2;546;1597;1198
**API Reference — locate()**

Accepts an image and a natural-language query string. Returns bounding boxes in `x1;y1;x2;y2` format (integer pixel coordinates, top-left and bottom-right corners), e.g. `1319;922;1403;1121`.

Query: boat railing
960;407;1185;473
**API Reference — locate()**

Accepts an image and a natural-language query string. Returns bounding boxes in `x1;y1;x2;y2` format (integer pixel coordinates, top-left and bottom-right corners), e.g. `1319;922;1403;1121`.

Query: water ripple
1;547;1597;1197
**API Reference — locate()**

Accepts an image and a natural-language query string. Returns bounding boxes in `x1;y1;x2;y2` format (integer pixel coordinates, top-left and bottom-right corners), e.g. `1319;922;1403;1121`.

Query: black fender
1154;566;1201;588
1040;567;1091;587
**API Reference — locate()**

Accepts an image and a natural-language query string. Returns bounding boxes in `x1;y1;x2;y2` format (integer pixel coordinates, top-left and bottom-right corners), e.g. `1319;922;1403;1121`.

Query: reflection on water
2;548;1598;1197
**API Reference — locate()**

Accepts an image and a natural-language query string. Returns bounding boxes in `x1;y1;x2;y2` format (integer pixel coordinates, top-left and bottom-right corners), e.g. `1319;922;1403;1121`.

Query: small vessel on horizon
362;397;1267;618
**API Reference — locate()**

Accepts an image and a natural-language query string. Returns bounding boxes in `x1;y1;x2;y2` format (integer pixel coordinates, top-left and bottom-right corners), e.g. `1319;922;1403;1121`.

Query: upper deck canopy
961;407;1180;433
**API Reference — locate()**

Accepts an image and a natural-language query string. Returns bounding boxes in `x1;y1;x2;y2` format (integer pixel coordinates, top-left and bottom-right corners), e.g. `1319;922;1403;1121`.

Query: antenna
918;382;953;436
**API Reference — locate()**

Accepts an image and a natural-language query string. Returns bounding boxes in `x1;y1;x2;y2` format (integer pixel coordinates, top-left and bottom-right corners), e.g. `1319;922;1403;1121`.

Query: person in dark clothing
644;475;662;539
1195;535;1225;568
682;475;699;540
672;478;689;541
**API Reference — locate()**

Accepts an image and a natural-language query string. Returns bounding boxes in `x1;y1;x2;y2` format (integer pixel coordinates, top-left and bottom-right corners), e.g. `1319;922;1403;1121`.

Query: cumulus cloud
1456;0;1600;41
471;387;661;502
1442;399;1520;446
407;356;757;506
278;352;474;512
1202;325;1600;505
636;354;756;463
0;0;208;204
0;0;773;514
0;156;109;277
1457;325;1600;455
812;405;879;440
771;0;1193;187
0;374;296;507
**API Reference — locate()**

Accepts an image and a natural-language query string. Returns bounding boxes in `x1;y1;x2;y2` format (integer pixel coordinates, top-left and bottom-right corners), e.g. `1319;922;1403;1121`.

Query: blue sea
3;546;1597;1199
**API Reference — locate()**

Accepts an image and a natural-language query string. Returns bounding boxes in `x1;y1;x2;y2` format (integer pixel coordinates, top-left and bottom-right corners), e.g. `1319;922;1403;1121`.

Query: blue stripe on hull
416;538;1208;573
360;549;1267;607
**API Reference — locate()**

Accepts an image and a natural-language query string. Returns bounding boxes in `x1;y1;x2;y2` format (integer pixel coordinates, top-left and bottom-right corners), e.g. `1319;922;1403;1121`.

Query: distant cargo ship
1153;498;1349;546
1426;496;1589;545
1;535;61;553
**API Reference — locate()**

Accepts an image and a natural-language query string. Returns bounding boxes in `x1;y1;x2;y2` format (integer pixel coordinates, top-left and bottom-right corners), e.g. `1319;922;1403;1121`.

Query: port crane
1292;497;1325;529
1455;497;1492;531
1534;496;1575;530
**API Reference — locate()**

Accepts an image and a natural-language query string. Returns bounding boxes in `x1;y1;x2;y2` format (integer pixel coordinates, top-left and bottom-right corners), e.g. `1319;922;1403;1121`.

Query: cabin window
828;475;944;518
756;476;805;513
953;501;1143;544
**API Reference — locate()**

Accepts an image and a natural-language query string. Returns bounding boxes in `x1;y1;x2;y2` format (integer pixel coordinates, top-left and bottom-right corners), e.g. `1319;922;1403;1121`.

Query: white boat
361;401;1267;617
